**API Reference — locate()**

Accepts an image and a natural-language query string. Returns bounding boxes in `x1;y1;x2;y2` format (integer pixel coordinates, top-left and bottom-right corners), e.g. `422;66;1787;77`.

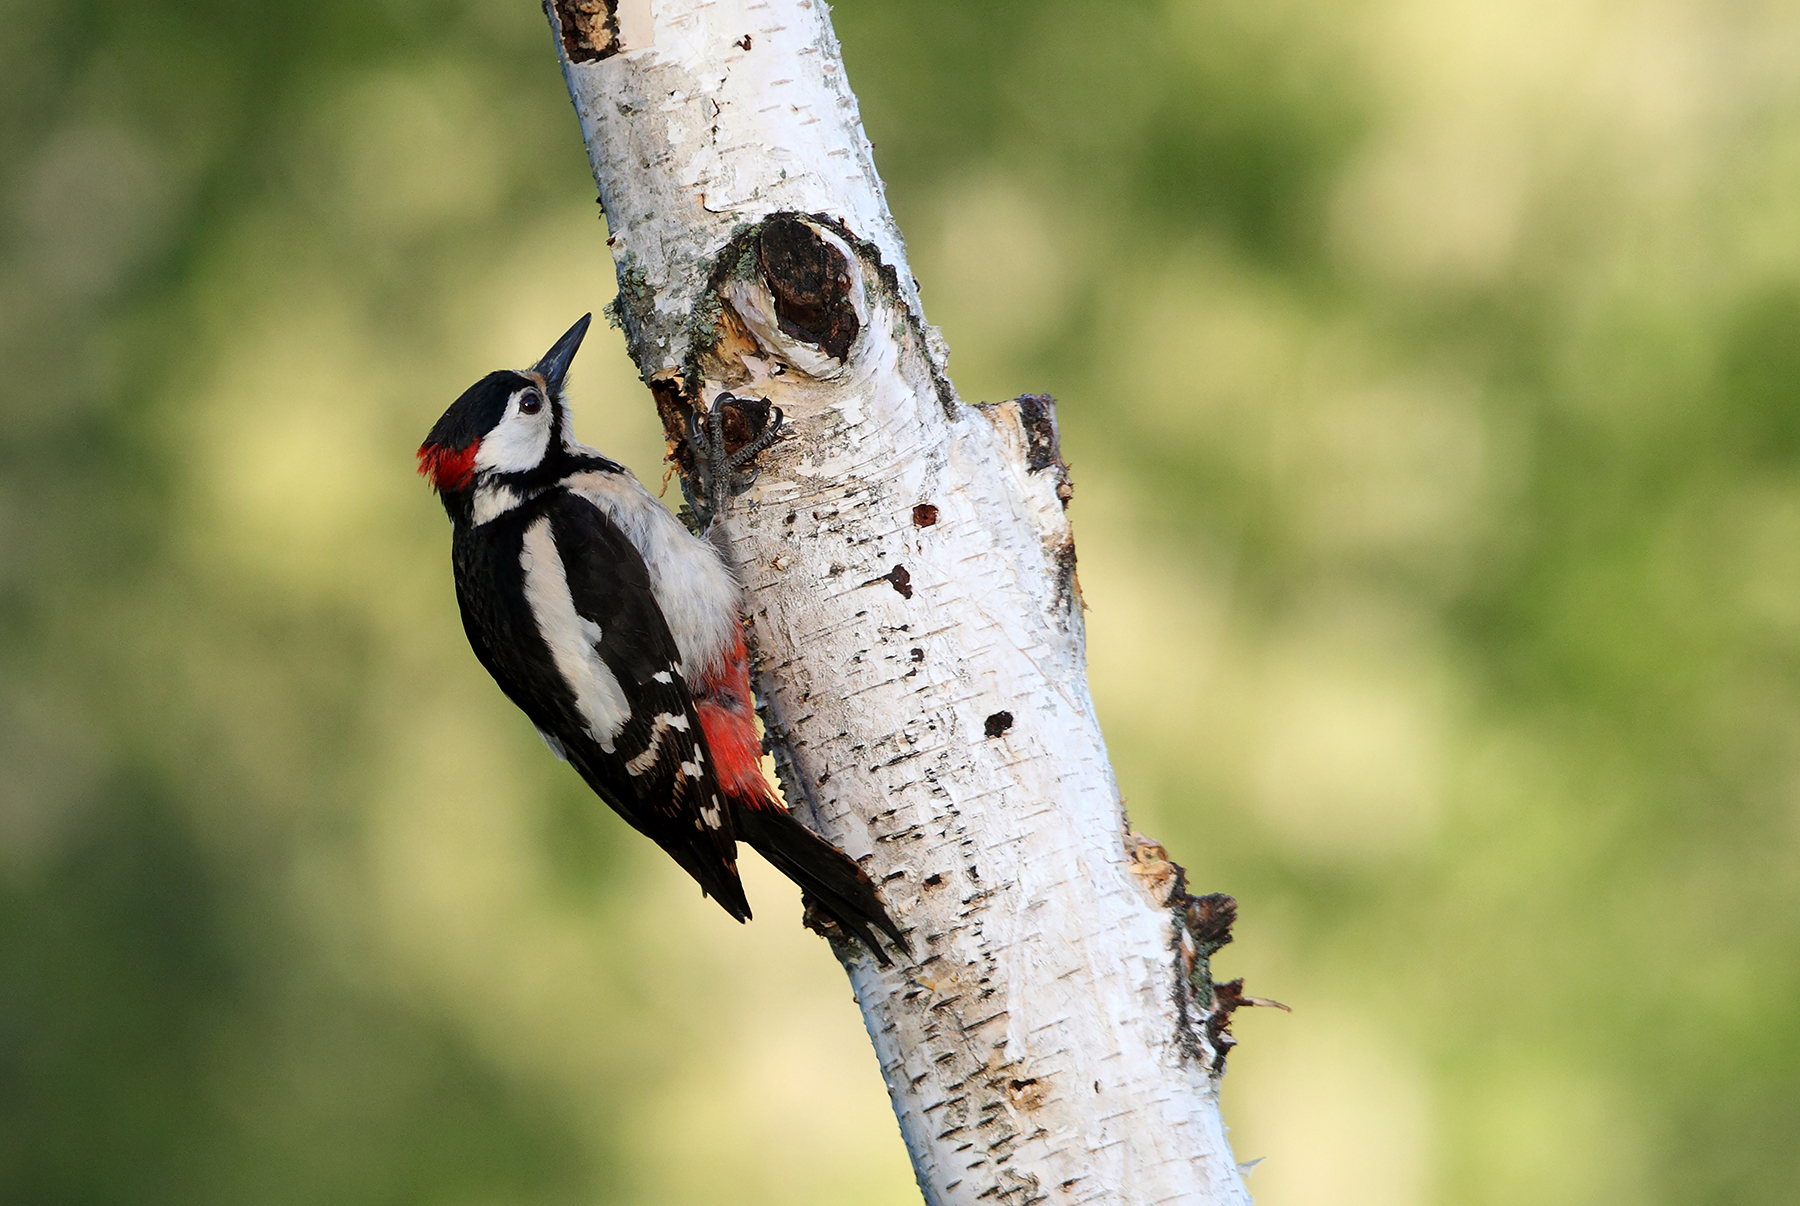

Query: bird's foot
686;393;784;528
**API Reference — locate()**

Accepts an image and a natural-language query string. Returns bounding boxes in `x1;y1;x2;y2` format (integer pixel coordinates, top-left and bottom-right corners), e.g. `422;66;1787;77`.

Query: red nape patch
417;441;478;492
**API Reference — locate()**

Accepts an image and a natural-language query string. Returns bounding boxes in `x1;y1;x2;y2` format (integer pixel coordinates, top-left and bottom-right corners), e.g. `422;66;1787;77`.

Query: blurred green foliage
2;1;1798;1204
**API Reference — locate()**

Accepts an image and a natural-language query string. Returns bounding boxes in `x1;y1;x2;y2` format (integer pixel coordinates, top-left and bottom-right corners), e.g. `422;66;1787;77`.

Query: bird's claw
686;395;784;528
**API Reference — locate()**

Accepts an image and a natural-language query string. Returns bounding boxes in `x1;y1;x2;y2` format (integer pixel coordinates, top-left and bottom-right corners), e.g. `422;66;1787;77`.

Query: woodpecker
418;315;905;963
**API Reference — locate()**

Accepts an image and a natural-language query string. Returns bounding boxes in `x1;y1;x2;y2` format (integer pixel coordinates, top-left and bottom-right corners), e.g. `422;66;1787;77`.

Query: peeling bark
543;2;1260;1201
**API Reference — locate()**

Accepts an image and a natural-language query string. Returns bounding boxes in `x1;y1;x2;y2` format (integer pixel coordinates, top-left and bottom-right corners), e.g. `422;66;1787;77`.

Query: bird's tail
731;797;909;966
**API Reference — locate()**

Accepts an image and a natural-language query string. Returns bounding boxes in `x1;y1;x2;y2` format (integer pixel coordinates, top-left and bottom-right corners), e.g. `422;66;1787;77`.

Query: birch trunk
542;2;1259;1201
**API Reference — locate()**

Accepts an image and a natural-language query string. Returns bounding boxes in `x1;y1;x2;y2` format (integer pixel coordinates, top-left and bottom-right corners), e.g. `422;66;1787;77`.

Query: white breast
520;515;632;751
561;469;741;679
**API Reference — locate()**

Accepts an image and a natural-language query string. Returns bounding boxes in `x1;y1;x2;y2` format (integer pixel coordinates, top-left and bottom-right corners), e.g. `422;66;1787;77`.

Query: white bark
543;2;1257;1202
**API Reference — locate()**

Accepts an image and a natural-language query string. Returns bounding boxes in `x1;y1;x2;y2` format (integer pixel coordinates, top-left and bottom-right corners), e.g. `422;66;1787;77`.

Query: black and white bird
417;315;905;963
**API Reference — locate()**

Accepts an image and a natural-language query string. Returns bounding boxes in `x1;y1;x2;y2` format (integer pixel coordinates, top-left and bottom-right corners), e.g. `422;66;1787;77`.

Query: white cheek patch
520;517;631;751
475;392;552;475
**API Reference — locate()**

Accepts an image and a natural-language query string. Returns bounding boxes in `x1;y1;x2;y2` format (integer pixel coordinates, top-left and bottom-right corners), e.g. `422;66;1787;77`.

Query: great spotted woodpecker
418;315;905;963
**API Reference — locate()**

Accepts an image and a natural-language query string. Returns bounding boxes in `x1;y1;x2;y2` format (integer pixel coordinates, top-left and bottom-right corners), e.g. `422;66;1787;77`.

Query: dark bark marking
1054;538;1080;614
1013;394;1061;472
1201;979;1291;1075
913;502;940;527
696;209;956;413
1004;1078;1048;1111
551;0;622;63
735;33;753;50
758;215;860;361
983;711;1013;738
1127;829;1279;1071
647;372;698;492
862;564;913;598
976;394;1076;510
1184;892;1237;955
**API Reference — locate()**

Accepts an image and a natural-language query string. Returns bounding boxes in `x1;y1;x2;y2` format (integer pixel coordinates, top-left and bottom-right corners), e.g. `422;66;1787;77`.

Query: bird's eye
518;391;543;415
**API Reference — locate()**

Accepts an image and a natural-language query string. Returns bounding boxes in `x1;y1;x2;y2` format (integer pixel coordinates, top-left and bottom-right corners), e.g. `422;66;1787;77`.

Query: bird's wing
452;492;749;919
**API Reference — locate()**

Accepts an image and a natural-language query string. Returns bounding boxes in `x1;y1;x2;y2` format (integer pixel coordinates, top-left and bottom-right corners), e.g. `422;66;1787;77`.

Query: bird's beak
532;313;592;393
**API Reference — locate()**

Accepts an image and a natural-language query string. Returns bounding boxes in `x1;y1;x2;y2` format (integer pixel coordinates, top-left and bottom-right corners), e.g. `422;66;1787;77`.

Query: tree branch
543;2;1258;1201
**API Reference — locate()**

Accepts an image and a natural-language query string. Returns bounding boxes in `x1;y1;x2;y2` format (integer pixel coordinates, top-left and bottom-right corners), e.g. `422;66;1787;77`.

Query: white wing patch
625;710;691;777
520;516;631;752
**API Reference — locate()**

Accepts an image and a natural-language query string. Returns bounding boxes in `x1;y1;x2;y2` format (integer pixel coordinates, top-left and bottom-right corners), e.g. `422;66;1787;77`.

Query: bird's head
417;313;591;503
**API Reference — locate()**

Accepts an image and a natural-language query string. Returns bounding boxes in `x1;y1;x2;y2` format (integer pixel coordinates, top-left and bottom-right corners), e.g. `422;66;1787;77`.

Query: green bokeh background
4;1;1798;1203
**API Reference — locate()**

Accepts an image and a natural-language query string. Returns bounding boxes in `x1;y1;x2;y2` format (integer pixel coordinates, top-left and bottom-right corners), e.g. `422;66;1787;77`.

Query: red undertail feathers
694;628;780;808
